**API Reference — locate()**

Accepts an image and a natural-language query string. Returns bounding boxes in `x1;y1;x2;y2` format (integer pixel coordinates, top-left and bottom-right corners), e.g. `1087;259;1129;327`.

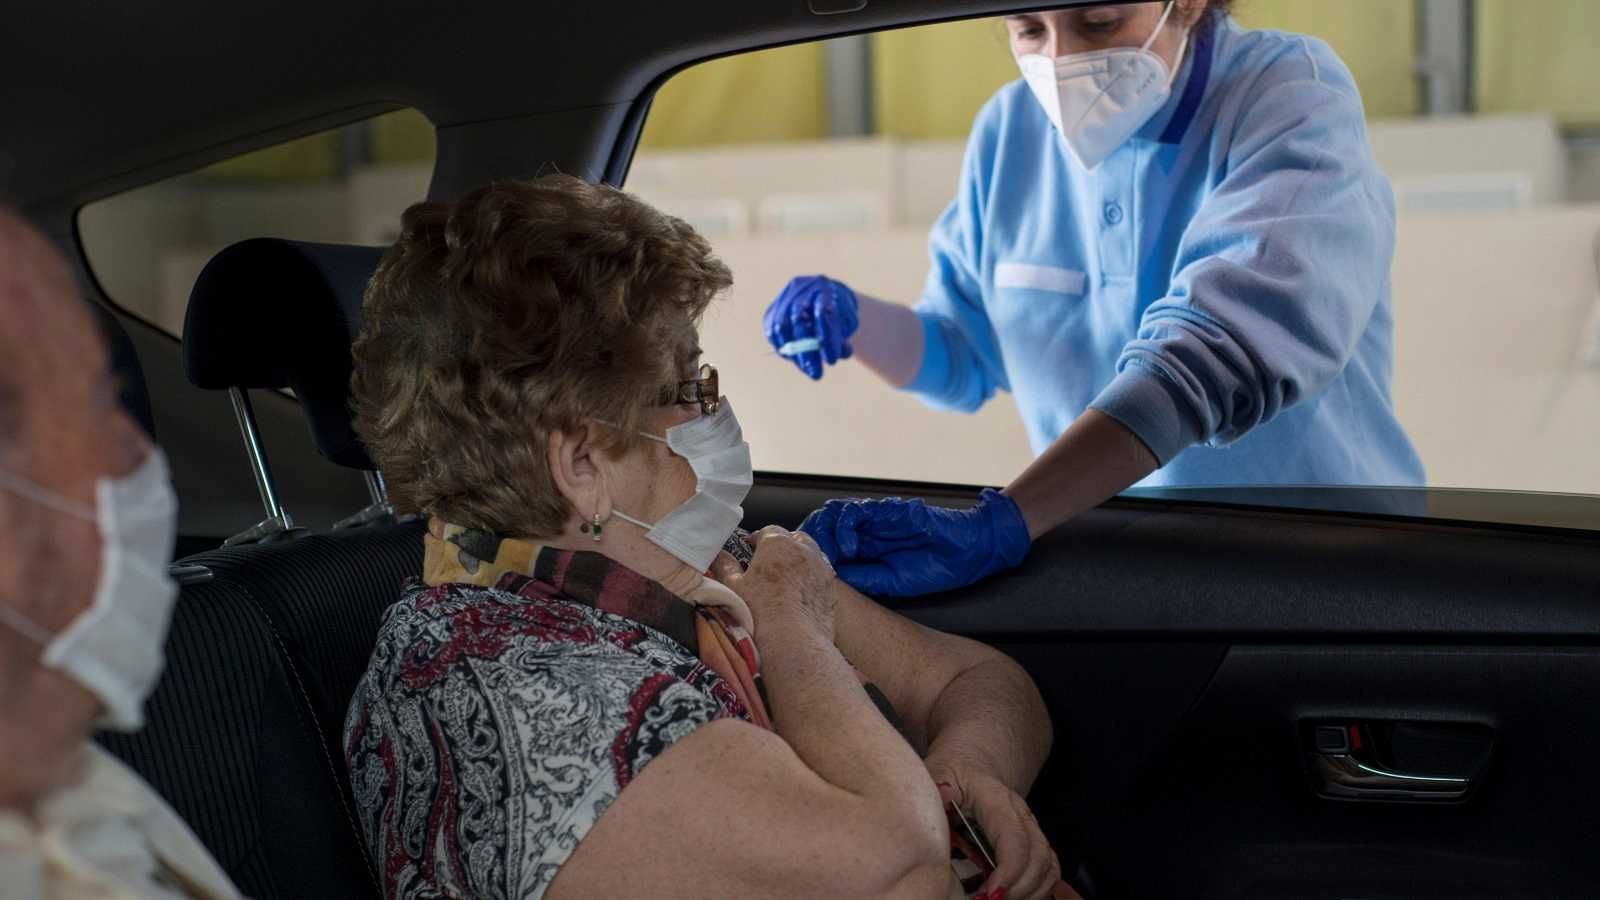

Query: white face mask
1017;1;1190;172
0;450;180;732
610;398;754;574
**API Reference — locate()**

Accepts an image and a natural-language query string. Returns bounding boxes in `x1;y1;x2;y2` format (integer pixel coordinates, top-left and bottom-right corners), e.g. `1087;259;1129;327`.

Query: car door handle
1311;753;1472;801
1305;721;1492;803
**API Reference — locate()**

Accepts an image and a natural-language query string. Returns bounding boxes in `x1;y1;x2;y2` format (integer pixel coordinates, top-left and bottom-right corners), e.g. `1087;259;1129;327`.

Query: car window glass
78;109;435;338
629;4;1600;511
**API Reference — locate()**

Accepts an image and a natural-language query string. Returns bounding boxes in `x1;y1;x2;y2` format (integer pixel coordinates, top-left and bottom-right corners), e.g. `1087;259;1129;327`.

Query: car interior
7;0;1600;897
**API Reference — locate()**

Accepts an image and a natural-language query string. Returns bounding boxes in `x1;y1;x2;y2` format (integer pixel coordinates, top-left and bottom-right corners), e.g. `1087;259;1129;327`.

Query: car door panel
743;474;1600;898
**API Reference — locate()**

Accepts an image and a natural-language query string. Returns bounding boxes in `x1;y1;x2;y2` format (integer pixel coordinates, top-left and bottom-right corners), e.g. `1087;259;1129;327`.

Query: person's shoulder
1215;17;1362;103
367;578;477;649
977;78;1035;123
362;578;612;689
973;79;1040;144
80;744;246;899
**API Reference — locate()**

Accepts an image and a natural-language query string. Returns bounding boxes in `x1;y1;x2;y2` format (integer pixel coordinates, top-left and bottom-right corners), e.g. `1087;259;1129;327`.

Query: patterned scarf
423;519;771;729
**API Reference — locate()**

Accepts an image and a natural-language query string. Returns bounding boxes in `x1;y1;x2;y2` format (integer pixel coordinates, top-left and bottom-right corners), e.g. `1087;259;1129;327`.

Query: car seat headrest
184;238;385;471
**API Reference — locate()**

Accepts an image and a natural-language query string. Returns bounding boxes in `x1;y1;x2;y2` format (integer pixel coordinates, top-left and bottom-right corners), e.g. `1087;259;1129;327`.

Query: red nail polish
973;894;989;900
991;887;1007;900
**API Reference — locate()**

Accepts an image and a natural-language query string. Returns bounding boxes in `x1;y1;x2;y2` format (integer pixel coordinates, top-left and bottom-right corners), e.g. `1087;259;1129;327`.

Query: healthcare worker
766;0;1426;596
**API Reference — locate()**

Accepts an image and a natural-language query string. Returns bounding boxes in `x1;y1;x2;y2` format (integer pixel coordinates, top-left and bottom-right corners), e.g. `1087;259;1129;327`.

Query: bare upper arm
829;581;1015;751
546;718;951;900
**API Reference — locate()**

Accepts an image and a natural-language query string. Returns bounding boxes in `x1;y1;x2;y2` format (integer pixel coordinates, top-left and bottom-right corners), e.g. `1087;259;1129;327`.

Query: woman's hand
714;526;838;639
936;770;1067;900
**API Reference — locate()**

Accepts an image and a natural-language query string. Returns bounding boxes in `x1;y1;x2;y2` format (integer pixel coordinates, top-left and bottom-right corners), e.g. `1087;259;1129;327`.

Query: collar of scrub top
1154;15;1218;146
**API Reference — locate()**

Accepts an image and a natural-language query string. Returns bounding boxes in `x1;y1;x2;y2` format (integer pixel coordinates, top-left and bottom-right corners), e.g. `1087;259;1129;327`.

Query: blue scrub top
908;17;1426;488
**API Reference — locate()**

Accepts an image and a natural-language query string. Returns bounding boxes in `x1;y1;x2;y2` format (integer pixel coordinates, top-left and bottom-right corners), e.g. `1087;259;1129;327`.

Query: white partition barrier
699;230;1034;486
145;123;1599;498
1389;206;1600;494
701;209;1600;496
1369;113;1569;211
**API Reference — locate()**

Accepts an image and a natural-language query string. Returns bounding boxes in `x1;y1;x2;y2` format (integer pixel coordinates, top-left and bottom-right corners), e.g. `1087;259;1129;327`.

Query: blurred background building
80;0;1600;494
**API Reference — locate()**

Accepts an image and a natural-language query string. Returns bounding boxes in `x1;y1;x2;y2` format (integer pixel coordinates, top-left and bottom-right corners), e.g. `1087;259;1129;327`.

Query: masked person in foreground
343;176;1073;900
0;208;242;899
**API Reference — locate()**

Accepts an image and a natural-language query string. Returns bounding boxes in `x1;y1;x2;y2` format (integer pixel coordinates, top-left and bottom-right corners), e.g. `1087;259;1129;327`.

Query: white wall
700;209;1600;496
700;231;1034;487
1369;113;1569;210
77;181;199;328
92;118;1600;497
1390;206;1600;493
1570;142;1600;204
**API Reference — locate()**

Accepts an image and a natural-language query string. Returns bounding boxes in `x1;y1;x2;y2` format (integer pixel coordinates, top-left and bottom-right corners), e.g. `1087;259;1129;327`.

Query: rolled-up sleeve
1092;72;1395;466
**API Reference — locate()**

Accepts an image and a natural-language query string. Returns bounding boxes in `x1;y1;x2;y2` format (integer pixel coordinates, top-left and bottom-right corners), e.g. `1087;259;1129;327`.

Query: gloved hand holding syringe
762;275;860;380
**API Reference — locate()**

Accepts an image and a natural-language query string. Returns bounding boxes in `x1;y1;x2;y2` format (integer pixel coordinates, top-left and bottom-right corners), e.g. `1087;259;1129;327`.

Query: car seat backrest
98;238;419;900
96;565;392;900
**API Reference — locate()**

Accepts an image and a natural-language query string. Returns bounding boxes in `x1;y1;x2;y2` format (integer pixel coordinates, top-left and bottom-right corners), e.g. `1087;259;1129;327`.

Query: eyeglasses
663;363;720;415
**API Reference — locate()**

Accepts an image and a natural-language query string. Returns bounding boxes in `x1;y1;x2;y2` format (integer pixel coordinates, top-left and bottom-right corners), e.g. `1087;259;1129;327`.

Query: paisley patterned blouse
344;526;757;900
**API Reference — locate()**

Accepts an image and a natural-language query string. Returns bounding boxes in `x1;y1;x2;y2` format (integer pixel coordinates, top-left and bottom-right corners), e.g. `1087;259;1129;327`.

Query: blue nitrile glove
800;489;1033;597
762;275;860;381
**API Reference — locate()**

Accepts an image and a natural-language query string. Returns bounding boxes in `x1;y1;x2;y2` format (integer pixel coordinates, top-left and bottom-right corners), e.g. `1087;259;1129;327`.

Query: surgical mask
1017;1;1189;172
610;398;753;573
0;450;180;731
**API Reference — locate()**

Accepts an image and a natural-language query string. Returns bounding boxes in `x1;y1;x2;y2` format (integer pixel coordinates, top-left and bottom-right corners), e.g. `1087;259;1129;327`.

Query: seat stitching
236;578;384;900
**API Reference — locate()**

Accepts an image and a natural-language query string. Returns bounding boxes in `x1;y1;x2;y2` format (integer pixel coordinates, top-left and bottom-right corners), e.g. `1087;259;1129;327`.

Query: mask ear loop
0;602;54;648
1141;1;1190;86
1165;27;1192;87
1141;0;1179;54
0;468;95;521
0;471;96;646
609;509;656;534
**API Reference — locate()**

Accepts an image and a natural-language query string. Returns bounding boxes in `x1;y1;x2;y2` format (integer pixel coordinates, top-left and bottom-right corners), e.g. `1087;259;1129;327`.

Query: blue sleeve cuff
906;310;954;398
1090;365;1207;467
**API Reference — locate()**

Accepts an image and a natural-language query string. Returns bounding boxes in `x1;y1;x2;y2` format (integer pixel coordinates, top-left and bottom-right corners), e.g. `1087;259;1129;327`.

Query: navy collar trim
1158;20;1216;145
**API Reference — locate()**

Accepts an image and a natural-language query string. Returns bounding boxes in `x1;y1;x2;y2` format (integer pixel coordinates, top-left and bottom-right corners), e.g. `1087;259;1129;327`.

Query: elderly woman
343;176;1067;900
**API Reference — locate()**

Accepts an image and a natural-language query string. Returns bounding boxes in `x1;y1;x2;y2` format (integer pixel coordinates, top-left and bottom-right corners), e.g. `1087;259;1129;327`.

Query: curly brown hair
351;175;732;538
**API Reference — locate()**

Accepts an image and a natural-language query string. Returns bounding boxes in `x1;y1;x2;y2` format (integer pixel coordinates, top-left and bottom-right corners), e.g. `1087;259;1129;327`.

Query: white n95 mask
611;398;754;573
1017;0;1189;172
0;449;180;732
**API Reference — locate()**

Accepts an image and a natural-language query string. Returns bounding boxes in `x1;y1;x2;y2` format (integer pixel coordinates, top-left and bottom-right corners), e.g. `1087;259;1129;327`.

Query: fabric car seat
96;240;420;900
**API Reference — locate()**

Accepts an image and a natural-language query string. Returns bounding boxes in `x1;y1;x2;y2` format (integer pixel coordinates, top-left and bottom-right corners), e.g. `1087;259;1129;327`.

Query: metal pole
1417;0;1474;116
228;387;283;521
825;35;875;137
364;469;389;506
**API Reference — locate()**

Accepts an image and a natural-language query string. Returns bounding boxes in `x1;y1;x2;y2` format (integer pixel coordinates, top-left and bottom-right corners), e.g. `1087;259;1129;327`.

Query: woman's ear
1175;0;1210;28
547;425;610;525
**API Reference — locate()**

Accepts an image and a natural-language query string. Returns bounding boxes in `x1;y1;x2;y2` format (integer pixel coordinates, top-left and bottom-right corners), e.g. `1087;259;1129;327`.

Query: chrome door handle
1312;753;1471;801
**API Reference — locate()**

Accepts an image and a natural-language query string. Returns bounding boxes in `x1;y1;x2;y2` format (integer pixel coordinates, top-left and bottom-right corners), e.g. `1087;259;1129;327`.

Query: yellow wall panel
197;109;436;179
371;109;436;165
1235;0;1419;118
1476;0;1600;127
640;43;828;149
874;19;1020;140
199;131;338;180
873;6;1419;141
